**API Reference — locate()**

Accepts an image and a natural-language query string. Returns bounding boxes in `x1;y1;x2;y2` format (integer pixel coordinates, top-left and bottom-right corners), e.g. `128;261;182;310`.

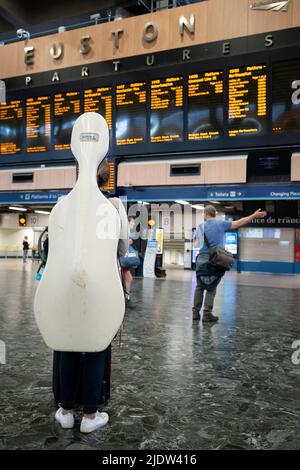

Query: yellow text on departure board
228;65;267;137
116;82;147;146
26;96;51;152
54;91;81;150
0;100;23;154
84;88;112;130
188;71;223;140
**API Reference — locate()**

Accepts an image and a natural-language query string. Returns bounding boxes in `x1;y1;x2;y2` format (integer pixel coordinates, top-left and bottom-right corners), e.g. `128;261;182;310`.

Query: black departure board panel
0;100;23;155
26;96;51;152
247;150;291;183
188;71;224;140
150;76;184;143
84;87;112;130
54;91;81;150
228;65;267;137
115;82;147;146
272;59;300;134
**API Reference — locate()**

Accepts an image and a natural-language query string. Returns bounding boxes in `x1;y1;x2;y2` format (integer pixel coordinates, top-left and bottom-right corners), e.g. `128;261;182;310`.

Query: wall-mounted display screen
150;76;184;143
272;59;300;134
115;82;147;146
54;91;81;150
247;150;291;182
224;232;238;255
228;64;267;137
84;87;112;130
26;96;51;153
188;71;223;140
0;100;23;155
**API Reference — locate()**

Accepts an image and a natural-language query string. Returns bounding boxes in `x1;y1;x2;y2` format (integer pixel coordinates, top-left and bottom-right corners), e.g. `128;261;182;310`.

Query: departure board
272;59;300;134
101;162;115;193
84;88;112;130
26;96;51;152
228;65;267;137
115;82;147;146
54;91;81;150
188;71;223;140
150;76;184;143
0;100;23;155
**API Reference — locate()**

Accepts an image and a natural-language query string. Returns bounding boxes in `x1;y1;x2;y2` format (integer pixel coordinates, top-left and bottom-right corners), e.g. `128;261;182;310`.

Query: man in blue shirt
192;205;266;322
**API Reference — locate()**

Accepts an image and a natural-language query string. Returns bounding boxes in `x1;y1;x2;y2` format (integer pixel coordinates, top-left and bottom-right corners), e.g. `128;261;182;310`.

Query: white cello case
34;112;125;352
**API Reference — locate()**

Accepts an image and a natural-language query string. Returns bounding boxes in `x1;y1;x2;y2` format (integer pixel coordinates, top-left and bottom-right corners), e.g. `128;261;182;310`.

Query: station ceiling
0;0;151;40
0;1;204;41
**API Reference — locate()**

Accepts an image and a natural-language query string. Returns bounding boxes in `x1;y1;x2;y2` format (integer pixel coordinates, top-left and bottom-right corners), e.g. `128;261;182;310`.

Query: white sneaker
55;407;75;429
80;412;109;433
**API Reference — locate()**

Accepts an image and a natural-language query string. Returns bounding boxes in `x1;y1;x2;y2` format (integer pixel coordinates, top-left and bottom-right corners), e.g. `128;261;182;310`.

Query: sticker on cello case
80;133;99;142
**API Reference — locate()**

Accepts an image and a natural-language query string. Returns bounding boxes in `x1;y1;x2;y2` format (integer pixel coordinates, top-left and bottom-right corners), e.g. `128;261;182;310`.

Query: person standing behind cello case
97;160;128;262
51;159;128;433
34;113;128;435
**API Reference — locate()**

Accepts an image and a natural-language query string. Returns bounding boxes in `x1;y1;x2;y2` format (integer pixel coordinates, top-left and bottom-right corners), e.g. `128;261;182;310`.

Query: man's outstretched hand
253;209;267;219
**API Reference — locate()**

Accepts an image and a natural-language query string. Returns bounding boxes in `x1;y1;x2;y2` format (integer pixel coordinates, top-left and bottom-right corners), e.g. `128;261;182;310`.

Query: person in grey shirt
192;205;266;323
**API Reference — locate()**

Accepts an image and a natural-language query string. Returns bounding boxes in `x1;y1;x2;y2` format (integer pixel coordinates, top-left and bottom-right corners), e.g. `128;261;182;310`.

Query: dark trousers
192;280;217;317
60;351;106;414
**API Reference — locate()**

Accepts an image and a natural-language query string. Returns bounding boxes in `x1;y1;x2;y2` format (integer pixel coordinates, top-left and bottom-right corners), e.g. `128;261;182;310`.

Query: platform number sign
29;215;38;226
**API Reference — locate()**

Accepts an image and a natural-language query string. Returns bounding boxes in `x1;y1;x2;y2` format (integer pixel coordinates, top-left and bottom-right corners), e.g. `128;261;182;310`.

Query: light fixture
175;200;189;205
137;201;149;205
8;206;27;212
58;26;66;33
90;13;101;24
191;204;204;210
208;201;221;205
114;7;130;21
34;210;51;215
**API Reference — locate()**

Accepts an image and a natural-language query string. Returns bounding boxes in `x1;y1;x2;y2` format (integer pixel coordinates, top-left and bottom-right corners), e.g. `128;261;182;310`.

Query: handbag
36;264;44;281
202;225;234;271
120;246;140;268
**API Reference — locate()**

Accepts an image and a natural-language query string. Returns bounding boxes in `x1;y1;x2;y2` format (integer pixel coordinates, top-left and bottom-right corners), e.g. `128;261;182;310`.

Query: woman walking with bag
121;216;140;303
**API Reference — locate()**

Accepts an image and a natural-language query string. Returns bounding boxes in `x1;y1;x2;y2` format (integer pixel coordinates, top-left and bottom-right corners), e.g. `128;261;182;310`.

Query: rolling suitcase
52;345;111;407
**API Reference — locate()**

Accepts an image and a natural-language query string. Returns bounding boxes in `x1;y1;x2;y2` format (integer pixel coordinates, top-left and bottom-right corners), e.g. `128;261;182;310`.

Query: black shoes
202;313;219;323
192;311;219;322
192;311;200;321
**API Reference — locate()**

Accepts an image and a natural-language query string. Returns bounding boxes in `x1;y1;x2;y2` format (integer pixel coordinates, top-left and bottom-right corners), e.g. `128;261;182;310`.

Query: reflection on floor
0;260;300;450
